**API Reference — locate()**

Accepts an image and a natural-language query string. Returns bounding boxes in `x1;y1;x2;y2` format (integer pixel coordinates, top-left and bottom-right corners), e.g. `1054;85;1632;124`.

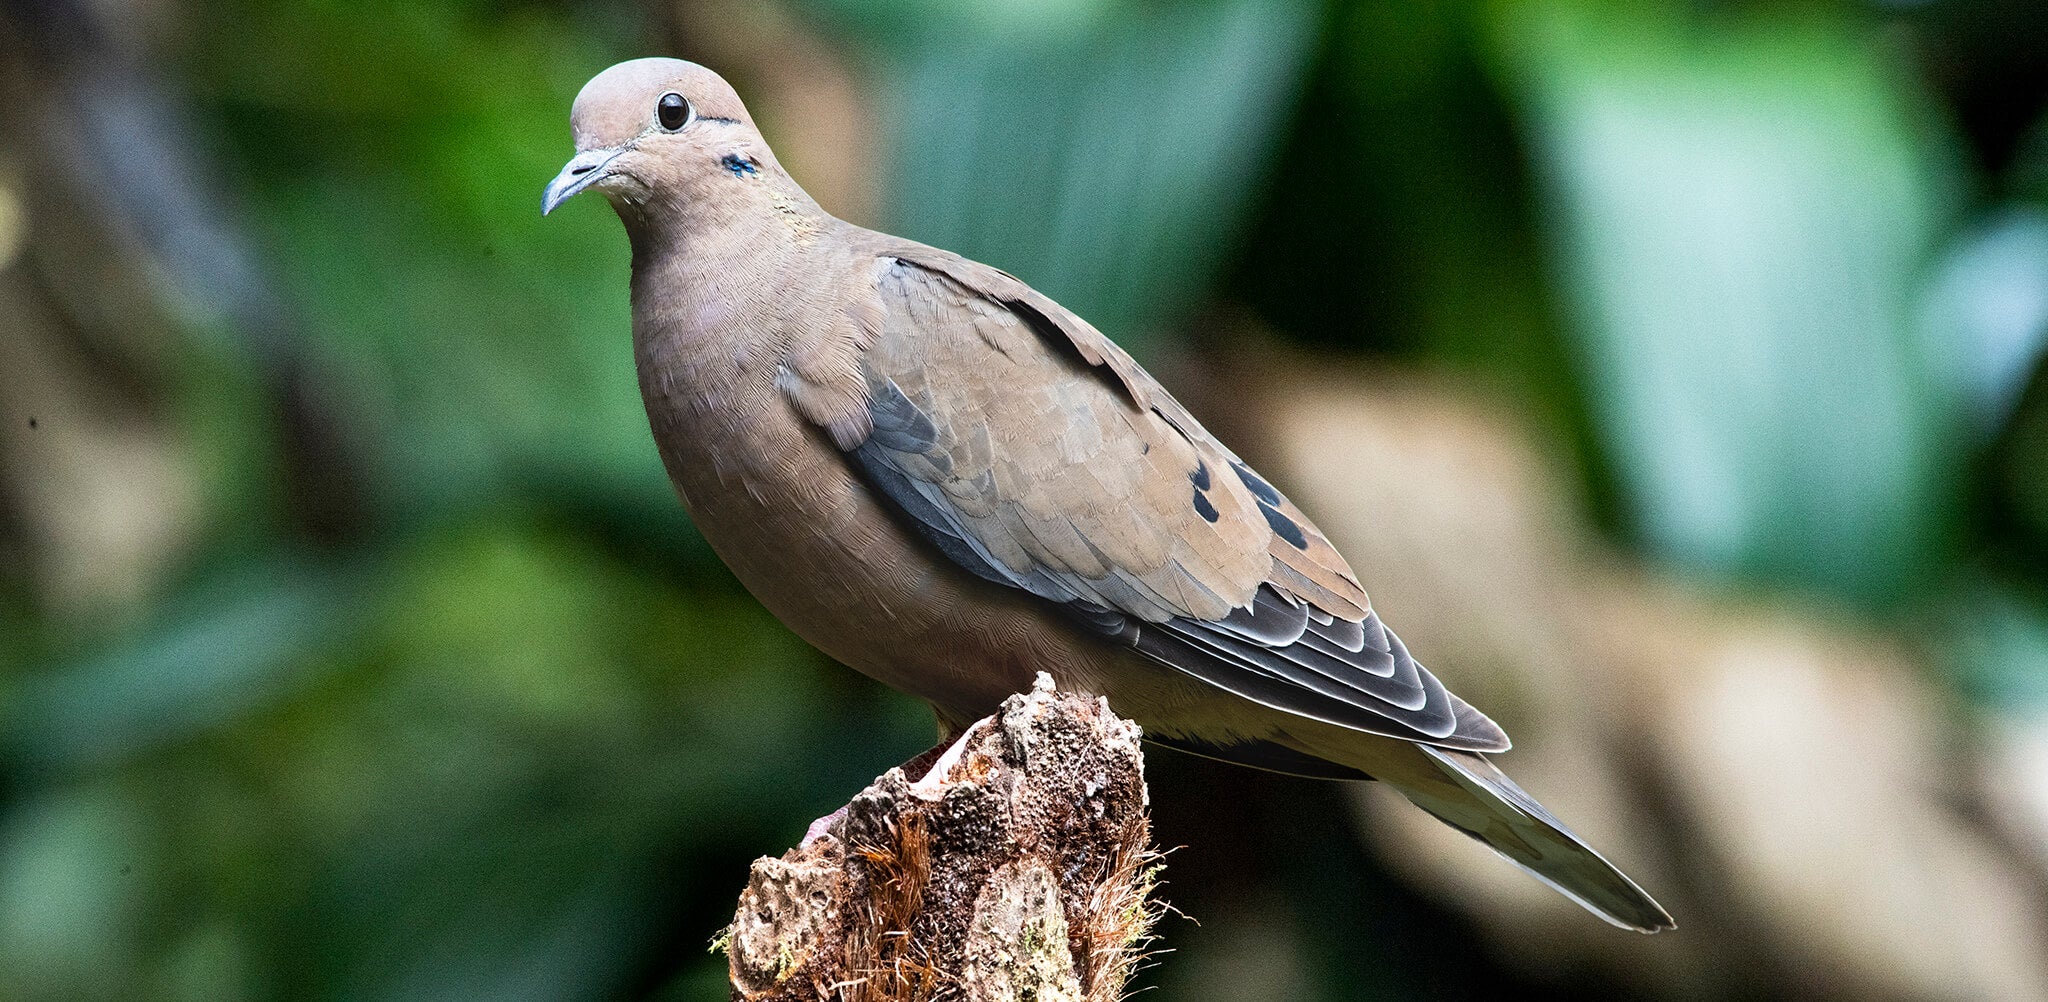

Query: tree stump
723;674;1163;1001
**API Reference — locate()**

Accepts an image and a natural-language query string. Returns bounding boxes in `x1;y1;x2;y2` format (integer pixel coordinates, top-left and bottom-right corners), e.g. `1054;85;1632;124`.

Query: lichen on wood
724;674;1163;1001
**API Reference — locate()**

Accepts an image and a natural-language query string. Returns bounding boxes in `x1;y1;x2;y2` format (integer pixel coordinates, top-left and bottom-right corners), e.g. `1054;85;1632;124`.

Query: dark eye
656;92;692;132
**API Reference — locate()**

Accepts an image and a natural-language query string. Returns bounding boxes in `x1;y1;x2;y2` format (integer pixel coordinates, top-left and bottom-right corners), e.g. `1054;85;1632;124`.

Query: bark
724;674;1162;1002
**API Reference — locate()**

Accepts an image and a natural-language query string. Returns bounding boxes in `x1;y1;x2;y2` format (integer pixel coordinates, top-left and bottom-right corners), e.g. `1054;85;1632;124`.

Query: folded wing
784;241;1508;754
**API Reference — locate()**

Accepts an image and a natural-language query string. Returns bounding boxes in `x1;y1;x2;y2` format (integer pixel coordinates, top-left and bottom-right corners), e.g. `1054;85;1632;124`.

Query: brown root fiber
725;674;1164;1001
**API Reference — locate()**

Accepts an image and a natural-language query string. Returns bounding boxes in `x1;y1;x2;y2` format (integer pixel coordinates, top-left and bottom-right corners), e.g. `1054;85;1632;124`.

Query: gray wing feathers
837;252;1509;753
850;371;1508;750
1138;602;1505;750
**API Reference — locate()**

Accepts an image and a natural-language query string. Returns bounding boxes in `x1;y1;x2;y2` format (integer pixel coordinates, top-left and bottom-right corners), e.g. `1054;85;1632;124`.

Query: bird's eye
656;92;693;132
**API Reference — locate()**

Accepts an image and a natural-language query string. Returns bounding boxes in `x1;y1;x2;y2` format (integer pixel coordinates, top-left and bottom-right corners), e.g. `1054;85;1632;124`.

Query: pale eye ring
656;92;693;132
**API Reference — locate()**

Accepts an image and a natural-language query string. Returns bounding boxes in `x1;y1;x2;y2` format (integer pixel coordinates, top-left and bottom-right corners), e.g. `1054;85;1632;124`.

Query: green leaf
1494;4;1966;606
848;0;1319;351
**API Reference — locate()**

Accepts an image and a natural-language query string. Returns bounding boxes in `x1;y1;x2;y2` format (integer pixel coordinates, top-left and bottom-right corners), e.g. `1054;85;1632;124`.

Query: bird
542;57;1672;933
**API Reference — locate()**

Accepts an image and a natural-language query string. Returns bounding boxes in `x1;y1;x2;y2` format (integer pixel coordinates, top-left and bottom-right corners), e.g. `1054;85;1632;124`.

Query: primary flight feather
543;57;1672;933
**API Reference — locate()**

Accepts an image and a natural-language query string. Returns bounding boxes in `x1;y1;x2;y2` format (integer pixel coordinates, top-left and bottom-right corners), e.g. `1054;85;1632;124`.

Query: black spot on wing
1232;461;1284;506
1261;504;1310;550
1227;461;1308;549
1191;461;1223;522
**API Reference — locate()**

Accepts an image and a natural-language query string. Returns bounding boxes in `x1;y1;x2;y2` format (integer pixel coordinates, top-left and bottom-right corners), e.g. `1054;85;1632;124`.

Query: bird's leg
799;716;975;848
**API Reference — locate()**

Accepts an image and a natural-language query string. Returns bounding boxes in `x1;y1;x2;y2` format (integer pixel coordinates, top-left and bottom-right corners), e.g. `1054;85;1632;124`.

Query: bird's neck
620;176;848;494
623;177;835;367
618;160;826;262
620;179;880;600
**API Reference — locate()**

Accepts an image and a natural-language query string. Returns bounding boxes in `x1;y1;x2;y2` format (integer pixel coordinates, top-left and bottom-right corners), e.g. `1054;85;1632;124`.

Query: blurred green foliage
5;0;2048;998
4;519;928;999
1503;3;1967;607
196;0;681;530
846;0;1318;347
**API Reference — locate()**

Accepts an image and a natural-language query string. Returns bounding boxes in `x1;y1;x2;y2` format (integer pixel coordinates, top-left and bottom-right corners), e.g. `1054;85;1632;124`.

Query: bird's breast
631;308;1100;721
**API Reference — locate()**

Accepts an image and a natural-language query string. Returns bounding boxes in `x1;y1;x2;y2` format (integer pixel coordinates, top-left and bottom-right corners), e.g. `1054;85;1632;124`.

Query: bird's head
541;58;778;219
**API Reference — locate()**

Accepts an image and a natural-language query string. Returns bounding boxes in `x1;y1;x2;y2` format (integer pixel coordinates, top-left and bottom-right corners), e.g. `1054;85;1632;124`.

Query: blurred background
4;0;2048;997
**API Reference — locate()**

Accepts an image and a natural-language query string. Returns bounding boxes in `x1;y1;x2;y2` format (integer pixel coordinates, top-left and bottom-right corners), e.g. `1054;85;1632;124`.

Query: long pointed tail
1385;745;1674;932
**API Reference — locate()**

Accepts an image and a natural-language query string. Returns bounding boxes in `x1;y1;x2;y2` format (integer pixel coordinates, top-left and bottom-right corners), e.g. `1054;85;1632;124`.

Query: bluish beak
541;147;624;215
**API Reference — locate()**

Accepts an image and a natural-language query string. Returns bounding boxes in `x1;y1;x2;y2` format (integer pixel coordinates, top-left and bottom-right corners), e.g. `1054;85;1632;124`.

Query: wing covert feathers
786;234;1507;750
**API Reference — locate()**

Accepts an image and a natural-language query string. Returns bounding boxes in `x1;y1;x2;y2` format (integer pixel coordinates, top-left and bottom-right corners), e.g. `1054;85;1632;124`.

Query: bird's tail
1379;744;1674;932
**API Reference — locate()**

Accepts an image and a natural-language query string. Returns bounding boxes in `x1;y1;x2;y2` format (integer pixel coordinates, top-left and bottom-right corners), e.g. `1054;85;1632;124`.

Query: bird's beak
541;147;624;216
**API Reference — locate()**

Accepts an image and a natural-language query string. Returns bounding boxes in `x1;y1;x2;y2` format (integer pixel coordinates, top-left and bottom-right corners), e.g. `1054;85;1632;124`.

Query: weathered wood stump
724;674;1162;1002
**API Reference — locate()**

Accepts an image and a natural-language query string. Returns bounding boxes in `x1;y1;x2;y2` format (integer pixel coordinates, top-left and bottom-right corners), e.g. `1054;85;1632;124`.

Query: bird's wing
784;241;1506;751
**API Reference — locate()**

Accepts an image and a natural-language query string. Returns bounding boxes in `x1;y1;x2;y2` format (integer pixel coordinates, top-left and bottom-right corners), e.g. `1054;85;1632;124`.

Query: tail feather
1391;745;1674;933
